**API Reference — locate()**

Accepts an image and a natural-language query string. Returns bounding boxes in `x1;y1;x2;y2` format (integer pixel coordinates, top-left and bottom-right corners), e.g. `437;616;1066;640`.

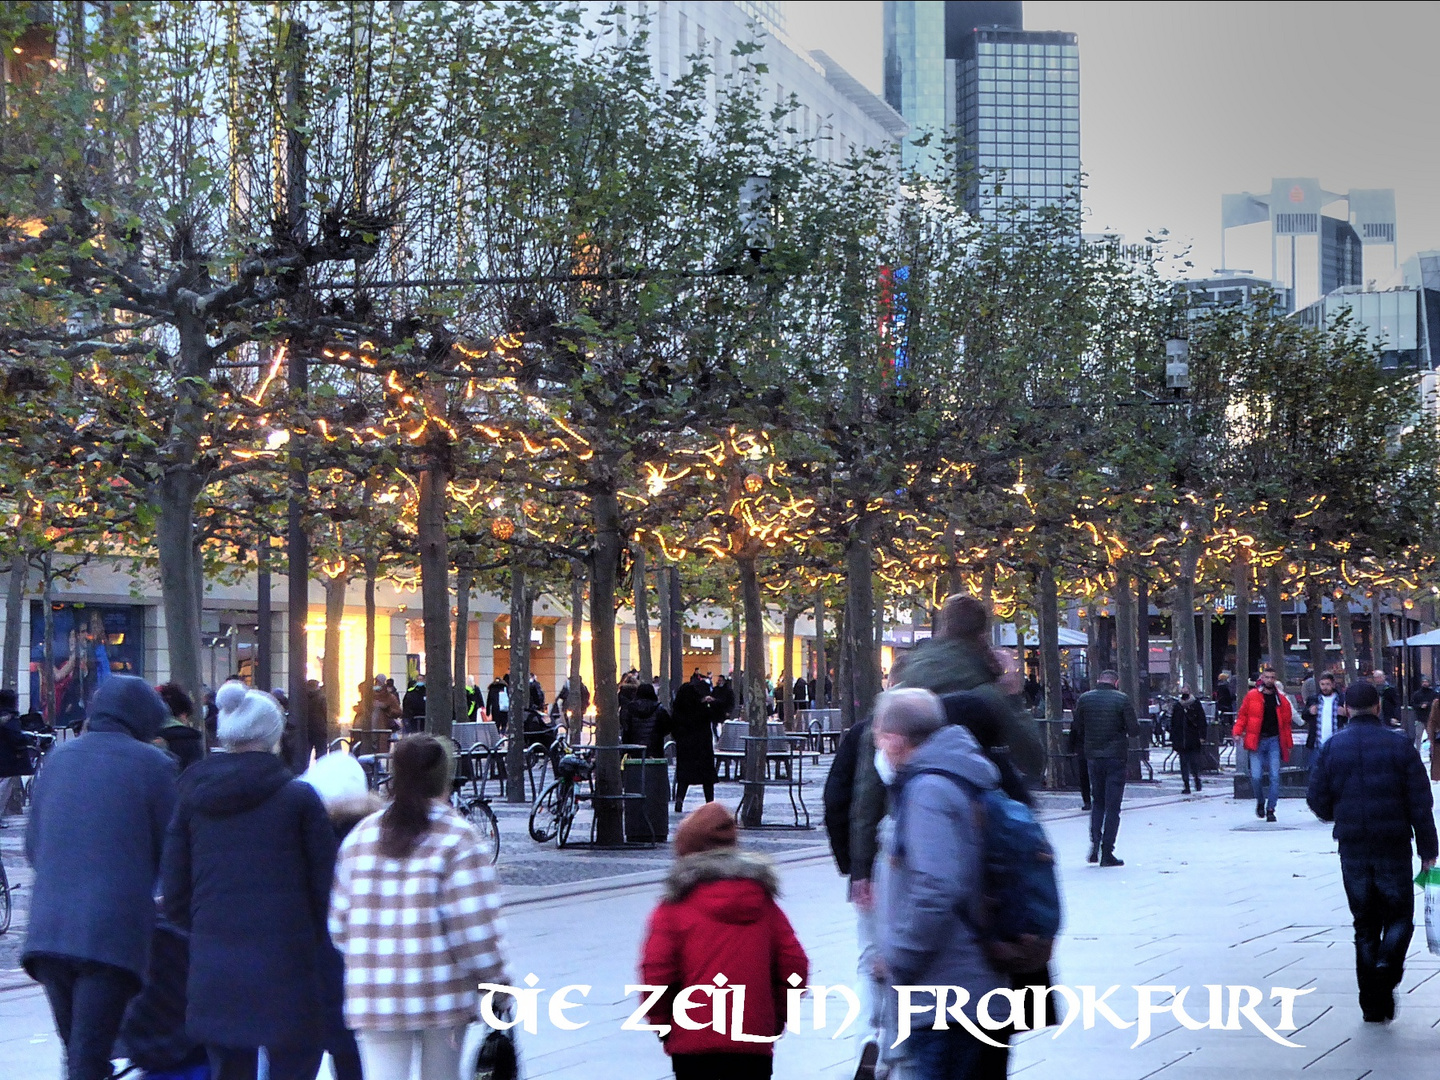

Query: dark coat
1303;692;1346;749
158;721;204;773
0;709;31;777
670;683;716;786
484;680;508;723
1379;683;1401;723
161;752;338;1051
1214;681;1236;715
23;676;178;981
822;719;867;877
402;683;426;722
1169;698;1207;753
620;693;670;758
710;681;736;720
1307;713;1439;861
1073;685;1139;759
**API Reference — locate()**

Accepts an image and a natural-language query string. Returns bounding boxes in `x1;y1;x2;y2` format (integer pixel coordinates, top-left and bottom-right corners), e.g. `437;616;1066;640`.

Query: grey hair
873;688;946;743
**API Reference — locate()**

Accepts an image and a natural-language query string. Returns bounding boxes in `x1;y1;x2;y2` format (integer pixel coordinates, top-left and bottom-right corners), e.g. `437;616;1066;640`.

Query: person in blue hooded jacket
24;675;178;1080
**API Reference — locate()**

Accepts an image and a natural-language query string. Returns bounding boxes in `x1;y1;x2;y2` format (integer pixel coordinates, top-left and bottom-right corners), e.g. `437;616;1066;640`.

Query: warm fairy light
490;517;515;541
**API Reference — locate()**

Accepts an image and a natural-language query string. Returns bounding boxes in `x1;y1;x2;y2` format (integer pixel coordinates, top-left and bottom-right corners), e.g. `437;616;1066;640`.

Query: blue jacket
1306;714;1438;861
875;724;1005;1022
23;676;178;980
161;751;338;1050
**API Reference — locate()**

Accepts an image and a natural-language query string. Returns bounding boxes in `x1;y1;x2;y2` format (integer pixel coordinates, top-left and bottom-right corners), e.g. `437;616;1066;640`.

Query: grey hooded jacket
875;723;1005;1021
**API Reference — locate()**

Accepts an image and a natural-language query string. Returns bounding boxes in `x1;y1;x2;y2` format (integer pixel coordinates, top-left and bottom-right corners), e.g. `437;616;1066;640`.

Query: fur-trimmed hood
662;848;779;908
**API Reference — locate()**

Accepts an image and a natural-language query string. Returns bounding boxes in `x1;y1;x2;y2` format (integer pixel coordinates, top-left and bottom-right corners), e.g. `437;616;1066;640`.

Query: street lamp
739;174;773;259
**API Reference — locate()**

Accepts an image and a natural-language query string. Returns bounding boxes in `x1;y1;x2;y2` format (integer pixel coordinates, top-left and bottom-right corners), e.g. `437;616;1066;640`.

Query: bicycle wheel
556;785;579;848
461;798;501;866
0;858;11;936
529;780;566;843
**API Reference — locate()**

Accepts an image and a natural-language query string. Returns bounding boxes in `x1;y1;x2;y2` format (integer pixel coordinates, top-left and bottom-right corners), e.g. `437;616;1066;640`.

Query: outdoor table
349;727;396;756
735;734;812;829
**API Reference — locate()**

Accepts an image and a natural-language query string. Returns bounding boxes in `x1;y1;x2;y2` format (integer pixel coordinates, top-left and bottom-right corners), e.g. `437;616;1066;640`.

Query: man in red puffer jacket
640;802;809;1079
1233;665;1293;822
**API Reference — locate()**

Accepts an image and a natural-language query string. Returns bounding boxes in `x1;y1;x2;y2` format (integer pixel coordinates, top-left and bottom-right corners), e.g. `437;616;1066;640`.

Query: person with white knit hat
161;681;339;1080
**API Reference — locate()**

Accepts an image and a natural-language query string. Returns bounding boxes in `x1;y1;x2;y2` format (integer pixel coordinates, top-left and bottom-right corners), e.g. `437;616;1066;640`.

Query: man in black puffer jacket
1307;682;1438;1023
1073;670;1139;867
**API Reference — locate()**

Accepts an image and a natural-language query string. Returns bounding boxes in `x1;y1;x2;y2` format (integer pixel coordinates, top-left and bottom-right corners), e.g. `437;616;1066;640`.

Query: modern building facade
605;1;907;160
1180;274;1294;315
1220;181;1395;309
1295;285;1440;371
883;1;1079;215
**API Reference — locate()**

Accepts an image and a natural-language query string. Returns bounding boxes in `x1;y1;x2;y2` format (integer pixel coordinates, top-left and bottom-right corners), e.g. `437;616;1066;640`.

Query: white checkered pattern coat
329;802;509;1030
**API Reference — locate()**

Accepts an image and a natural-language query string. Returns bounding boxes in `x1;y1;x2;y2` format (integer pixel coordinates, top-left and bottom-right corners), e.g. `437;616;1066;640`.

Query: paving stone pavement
8;773;1432;1078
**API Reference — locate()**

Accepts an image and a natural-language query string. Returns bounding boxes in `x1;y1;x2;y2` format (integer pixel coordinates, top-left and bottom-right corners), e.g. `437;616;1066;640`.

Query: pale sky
785;1;1440;279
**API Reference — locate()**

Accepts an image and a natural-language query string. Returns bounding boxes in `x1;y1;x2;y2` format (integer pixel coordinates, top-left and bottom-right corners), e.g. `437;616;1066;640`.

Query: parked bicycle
528;746;595;848
452;785;500;866
0;850;11;934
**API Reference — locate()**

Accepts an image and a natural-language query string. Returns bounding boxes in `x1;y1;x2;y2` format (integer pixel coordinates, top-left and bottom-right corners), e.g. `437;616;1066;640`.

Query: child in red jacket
639;802;809;1079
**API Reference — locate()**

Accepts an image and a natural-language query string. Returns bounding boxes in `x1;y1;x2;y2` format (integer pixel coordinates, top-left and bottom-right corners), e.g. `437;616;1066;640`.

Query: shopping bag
1415;866;1440;955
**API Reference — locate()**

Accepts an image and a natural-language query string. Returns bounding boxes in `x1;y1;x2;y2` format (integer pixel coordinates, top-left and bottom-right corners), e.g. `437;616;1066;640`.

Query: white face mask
874;746;897;786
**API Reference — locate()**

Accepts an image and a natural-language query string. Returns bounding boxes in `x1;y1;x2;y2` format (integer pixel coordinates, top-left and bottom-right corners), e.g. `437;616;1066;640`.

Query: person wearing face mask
1168;686;1207;795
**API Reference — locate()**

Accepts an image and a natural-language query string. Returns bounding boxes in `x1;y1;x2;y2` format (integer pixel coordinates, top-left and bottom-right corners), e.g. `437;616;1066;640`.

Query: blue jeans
1340;854;1415;1012
906;1025;983;1080
1249;735;1281;811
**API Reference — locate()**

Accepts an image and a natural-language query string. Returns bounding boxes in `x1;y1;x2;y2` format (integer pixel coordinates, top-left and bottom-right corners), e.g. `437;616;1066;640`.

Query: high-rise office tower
884;2;1080;215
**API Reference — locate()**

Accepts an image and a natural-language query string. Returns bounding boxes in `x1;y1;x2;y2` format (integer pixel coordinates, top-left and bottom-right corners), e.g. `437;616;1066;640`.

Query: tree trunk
1038;564;1063;723
3;552;27;694
40;559;55;724
453;565;474;728
845;527;881;722
590;487;624;843
813;584;826;705
837;604;854;730
1264;564;1285;675
656;563;671;706
1201;609;1214;696
1234;556;1252;684
781;609;796;728
669;566;684;692
1135;575;1150;706
1305;577;1327;680
567;559;585;743
731;604;742;701
632;545;652;684
363;556;377;689
1370;592;1385;675
256;544;272;690
737;554;768;827
1175;542;1200;692
158;470;204;714
322;570;346;739
1114;565;1139;705
418;456;453;738
506;566;532;806
1335;591;1358;682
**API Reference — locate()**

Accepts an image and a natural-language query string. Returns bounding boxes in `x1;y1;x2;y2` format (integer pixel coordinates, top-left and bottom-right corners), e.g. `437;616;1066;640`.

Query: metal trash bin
623;758;670;843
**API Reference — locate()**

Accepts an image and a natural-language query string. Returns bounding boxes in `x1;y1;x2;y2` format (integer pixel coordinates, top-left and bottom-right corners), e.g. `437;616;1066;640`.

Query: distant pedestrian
872;688;1005;1076
306;678;330;761
402;676;427;733
1410;676;1436;732
1214;671;1236;720
161;681;338;1080
1307;681;1437;1022
620;681;670;758
1371;670;1400;727
0;688;32;816
154;682;204;772
1234;665;1293;822
1169;685;1206;794
639;801;808;1079
24;676;178;1080
671;682;717;812
1074;669;1139;866
710;674;736;720
330;735;509;1080
1304;671;1345;749
484;674;509;734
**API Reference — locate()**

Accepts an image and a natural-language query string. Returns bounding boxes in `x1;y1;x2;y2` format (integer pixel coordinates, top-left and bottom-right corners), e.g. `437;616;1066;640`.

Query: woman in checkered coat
329;734;511;1080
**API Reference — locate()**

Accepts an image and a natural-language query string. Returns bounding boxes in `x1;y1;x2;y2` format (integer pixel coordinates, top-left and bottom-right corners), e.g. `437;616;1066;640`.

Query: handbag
460;1015;520;1080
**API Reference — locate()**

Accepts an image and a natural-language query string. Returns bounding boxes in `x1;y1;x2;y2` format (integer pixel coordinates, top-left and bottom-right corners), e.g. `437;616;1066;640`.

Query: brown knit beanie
674;801;738;857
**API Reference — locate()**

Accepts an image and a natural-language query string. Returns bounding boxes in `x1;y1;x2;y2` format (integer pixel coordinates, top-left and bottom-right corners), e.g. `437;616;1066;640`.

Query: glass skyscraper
884;2;1080;216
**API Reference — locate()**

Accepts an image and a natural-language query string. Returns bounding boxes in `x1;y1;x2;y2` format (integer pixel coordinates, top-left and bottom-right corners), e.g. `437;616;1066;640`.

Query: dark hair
936;594;1005;679
635;681;658;702
1098;669;1119;684
156;682;193;719
1260;665;1277;674
379;734;453;858
0;689;15;711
